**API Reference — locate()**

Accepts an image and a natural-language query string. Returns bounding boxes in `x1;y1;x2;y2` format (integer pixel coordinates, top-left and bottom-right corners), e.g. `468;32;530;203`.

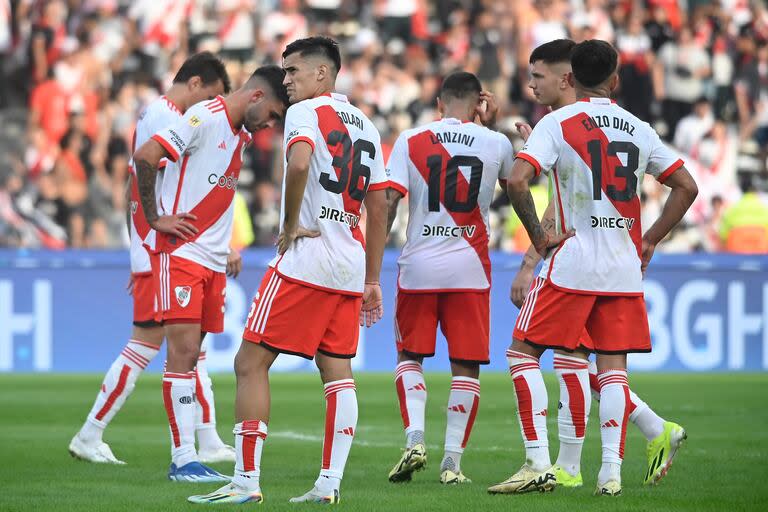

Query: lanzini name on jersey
429;132;476;147
580;115;636;136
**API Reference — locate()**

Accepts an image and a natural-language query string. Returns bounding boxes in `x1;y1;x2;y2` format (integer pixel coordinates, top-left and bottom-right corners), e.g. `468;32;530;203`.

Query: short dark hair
440;71;482;101
246;65;290;108
571;39;618;87
282;36;342;74
529;39;575;65
173;51;231;93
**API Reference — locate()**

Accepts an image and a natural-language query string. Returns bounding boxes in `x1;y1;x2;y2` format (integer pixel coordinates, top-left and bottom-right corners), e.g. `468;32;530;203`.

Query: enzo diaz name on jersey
422;224;477;238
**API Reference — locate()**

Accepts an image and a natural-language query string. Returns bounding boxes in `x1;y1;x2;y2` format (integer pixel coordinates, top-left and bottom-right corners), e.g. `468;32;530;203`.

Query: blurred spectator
674;97;715;154
616;13;655;121
734;41;768;172
719;174;768;253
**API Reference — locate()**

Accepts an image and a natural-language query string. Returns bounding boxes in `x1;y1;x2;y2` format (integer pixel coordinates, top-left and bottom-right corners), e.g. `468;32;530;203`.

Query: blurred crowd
0;0;767;253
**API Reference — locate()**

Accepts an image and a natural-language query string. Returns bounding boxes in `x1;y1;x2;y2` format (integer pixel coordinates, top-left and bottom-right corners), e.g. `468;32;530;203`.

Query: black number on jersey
586;140;639;202
320;130;374;201
426;155;483;213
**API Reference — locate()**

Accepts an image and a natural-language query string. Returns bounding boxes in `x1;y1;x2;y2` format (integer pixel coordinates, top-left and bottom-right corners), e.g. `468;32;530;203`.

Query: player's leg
70;273;164;464
552;345;591;487
160;255;227;482
290;293;361;504
489;278;592;494
389;291;436;482
438;290;488;485
195;334;236;463
586;359;686;485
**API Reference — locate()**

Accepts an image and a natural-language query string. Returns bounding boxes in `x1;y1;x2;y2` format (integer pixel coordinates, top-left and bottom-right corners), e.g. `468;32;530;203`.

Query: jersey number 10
320;130;375;201
426;154;483;213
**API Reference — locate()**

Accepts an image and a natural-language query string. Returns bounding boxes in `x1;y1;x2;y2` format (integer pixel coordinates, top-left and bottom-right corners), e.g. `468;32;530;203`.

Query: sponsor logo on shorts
319;205;360;229
179;395;193;404
591;215;635;230
175;286;192;307
421;224;476;238
208;173;238;189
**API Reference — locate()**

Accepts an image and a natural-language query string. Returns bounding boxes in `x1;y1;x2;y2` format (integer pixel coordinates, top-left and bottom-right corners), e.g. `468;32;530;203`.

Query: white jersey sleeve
516;113;561;176
284;102;318;153
386;131;410;196
498;132;515;181
645;128;685;184
152;106;207;162
368;129;388;188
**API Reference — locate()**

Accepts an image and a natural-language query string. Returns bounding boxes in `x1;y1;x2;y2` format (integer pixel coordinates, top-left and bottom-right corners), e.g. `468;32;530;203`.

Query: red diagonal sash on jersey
315;104;365;248
407;130;491;283
560;113;642;258
156;131;249;252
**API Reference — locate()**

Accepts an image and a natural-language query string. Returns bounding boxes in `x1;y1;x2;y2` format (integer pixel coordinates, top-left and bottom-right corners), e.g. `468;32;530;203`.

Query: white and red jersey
517;97;685;295
129;95;182;274
270;93;388;296
147;96;251;272
387;118;514;291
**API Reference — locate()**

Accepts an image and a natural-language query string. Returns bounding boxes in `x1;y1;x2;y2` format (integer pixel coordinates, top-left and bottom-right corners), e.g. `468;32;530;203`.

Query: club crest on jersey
188;115;202;127
422;224;476;238
130;201;138;215
319;205;360;229
591;215;636;230
175;286;192;307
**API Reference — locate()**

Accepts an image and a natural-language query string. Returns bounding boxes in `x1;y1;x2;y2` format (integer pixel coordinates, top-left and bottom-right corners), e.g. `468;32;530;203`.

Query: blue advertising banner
0;249;766;373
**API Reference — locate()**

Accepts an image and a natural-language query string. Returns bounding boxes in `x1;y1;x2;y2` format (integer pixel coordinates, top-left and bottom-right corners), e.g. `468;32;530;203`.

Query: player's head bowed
569;39;619;94
281;36;341;103
172;51;231;106
240;65;290;132
437;71;482;119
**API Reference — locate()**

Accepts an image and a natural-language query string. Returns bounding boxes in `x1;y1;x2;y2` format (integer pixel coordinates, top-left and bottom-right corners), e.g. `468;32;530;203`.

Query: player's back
518;97;683;294
387;118;513;291
273;93;389;295
129;95;182;273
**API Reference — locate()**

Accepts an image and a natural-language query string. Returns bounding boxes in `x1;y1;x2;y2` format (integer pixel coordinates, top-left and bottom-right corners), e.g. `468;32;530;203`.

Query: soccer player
488;40;698;496
509;39;688;489
187;36;389;505
384;72;511;485
69;52;238;466
133;65;290;482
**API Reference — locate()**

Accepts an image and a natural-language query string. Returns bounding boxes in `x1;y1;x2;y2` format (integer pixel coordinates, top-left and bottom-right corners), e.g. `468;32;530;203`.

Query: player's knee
167;339;200;367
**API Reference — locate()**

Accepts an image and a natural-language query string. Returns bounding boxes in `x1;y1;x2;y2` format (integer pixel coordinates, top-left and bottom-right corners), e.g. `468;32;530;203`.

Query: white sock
194;346;225;451
628;392;666;441
507;349;550;470
597;369;630;484
233;420;267;491
554;354;590;476
316;379;357;492
394;361;427;448
587;360;601;401
163;371;198;467
442;377;480;472
80;340;160;443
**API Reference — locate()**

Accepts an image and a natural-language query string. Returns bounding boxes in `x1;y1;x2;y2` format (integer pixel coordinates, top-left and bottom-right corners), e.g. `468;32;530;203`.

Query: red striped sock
81;340;159;442
554;354;590;475
194;343;224;451
163;371;197;467
597;369;630;481
394;361;426;447
441;377;480;472
233;420;267;491
507;349;550;470
318;379;357;489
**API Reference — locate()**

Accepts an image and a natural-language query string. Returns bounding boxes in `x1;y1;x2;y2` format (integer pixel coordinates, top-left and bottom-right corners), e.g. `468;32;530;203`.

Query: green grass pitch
1;373;767;511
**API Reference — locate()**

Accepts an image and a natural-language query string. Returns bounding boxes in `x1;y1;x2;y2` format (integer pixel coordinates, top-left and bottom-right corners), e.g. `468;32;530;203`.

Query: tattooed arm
507;159;574;258
133;139;198;240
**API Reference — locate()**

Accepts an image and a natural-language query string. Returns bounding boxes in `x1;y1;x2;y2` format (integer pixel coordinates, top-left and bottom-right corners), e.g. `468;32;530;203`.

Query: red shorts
513;277;650;354
151;253;226;333
395;290;490;364
132;272;160;326
242;268;362;359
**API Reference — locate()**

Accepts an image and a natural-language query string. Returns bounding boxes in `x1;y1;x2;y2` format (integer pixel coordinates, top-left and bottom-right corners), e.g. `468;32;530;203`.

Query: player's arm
125;173;132;235
507;160;573;258
133;139;198;240
641;167;698;273
386;188;404;235
510;201;556;307
277;141;319;255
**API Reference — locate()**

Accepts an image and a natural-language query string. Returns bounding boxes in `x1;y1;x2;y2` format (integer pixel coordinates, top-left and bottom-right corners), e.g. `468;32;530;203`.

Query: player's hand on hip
475;91;498;127
359;282;383;328
515;121;533;141
152;213;198;240
226;248;242;278
534;229;575;258
126;274;134;296
510;267;534;308
641;236;656;276
277;225;320;255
